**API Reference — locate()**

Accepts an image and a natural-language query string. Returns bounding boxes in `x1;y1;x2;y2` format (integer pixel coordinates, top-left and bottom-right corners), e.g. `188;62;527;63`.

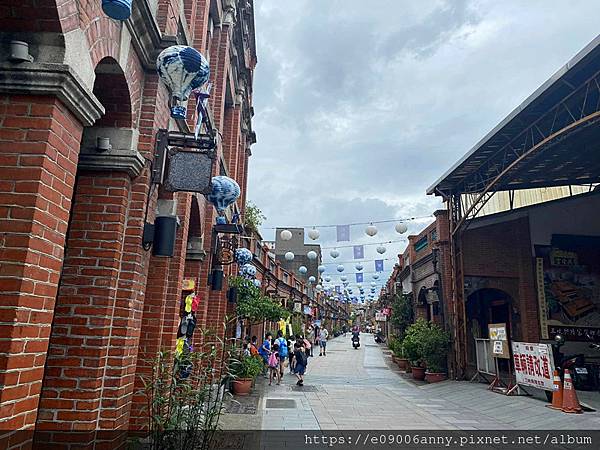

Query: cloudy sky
246;0;600;289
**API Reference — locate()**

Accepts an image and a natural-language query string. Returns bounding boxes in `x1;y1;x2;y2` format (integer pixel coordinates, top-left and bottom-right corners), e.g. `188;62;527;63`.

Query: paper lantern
206;176;240;223
340;275;348;282
318;265;326;274
316;284;323;292
308;276;316;283
156;46;210;119
330;249;340;259
376;245;386;254
253;279;261;288
372;274;380;280
371;282;377;287
234;248;253;266
357;284;362;289
284;251;295;261
308;228;320;240
280;229;292;241
336;265;344;273
395;222;408;234
241;264;256;278
307;251;317;260
102;0;132;20
365;224;378;237
324;276;331;282
298;266;308;275
355;263;363;271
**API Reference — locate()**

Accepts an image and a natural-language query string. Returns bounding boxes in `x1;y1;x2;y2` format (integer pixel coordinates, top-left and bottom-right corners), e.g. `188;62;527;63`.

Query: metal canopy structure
428;34;600;218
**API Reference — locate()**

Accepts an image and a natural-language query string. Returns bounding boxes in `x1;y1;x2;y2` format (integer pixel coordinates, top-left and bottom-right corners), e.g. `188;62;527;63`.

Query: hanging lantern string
321;257;396;265
262;214;434;230
321;239;406;250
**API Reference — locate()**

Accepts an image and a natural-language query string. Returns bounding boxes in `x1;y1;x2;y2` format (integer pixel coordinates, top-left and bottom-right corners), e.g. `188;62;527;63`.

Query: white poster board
511;342;555;391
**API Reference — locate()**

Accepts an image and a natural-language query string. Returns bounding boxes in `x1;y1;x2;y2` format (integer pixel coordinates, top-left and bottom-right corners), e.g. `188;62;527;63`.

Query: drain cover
265;399;296;409
289;385;319;392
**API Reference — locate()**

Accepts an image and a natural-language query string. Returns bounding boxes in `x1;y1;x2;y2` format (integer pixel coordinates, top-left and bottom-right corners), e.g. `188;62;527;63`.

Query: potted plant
422;322;450;383
230;354;263;395
393;341;410;371
402;319;428;380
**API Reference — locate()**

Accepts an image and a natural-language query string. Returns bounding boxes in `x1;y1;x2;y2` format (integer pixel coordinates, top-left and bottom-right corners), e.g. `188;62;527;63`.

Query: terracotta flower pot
425;372;447;383
231;378;253;395
391;355;399;364
411;366;426;380
396;358;409;371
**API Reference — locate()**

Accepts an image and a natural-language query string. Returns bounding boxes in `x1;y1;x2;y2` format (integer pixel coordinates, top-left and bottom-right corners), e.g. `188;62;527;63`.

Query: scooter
545;334;588;401
352;335;360;349
374;332;386;344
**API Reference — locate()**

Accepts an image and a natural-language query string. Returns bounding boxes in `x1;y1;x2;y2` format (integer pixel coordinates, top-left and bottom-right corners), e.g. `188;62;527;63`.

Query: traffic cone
546;370;563;410
561;369;583;414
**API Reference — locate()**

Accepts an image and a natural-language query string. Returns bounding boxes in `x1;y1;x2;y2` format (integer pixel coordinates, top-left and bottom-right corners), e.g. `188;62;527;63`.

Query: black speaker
153;215;178;257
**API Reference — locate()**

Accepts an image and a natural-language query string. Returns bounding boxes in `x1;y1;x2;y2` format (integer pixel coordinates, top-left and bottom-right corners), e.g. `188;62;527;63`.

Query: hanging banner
293;302;302;313
356;273;363;283
375;260;384;272
512;342;555;391
336;225;350;242
353;245;364;259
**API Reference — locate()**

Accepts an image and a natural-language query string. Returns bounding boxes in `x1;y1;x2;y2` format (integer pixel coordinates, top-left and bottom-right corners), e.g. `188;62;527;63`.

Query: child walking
268;343;281;385
293;342;307;386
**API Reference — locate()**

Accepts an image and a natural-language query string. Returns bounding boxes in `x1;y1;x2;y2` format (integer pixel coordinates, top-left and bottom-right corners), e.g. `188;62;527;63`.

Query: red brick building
0;0;258;434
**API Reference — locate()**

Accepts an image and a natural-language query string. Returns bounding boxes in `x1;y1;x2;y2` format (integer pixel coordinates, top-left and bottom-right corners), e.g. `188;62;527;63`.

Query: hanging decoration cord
262;214;434;230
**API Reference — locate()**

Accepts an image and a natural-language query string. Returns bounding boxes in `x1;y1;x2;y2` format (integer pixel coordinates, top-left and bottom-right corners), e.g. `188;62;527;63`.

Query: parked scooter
545;334;588;402
374;332;386;344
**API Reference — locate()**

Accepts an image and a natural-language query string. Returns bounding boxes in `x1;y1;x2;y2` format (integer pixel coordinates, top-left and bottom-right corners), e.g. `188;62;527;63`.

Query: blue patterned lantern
241;264;256;278
336;265;344;273
156;45;210;119
318;265;326;274
235;248;253;266
206;176;240;224
308;276;316;284
102;0;132;20
298;266;308;275
253;279;261;288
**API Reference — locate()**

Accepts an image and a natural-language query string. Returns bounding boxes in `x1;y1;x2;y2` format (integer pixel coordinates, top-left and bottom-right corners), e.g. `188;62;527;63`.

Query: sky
246;0;600;291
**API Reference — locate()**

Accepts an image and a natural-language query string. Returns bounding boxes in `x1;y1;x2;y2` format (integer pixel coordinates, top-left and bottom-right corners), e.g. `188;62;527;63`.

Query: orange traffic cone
546;370;563;410
561;369;583;414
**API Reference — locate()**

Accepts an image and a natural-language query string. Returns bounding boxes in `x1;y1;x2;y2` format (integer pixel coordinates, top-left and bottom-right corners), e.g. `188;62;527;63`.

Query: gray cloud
247;0;600;283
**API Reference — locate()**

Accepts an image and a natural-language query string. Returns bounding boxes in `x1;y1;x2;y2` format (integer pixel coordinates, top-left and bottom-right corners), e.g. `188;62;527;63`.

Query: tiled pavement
221;334;600;431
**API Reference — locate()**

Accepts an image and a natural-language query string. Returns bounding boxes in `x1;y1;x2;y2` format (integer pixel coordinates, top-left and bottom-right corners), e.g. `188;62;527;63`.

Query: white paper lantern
371;282;377;287
318;265;326;273
324;276;331;282
308;228;320;240
299;266;308;275
395;222;408;234
336;265;345;273
308;276;316;283
284;251;294;261
307;251;317;260
280;229;292;241
376;245;386;254
372;274;380;280
330;249;340;259
340;275;348;282
357;284;362;289
355;263;363;271
365;224;378;237
316;284;323;291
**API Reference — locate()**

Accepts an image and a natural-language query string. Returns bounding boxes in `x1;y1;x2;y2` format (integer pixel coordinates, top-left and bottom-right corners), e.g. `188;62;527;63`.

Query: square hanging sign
164;149;214;193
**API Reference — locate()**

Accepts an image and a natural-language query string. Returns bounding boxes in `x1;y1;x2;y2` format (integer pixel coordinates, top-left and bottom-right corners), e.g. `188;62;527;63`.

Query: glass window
414;236;428;252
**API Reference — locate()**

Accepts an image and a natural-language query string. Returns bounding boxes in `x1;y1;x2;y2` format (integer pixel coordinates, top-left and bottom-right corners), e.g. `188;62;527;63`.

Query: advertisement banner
511;342;555;391
293;302;302;313
375;312;387;322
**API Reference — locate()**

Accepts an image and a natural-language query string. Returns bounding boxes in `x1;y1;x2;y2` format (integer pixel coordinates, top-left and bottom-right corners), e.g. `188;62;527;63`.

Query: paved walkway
225;334;600;431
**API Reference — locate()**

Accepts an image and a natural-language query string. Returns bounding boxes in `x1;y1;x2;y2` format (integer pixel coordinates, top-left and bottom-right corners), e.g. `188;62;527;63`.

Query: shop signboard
511;342;555;391
488;323;509;359
375;312;387;322
294;302;302;313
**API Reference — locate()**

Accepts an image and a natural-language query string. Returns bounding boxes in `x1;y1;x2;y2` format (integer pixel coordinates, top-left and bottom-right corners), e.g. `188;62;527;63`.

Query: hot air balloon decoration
234;248;253;266
330;249;340;259
280;229;292;241
240;263;257;278
284;252;295;261
102;0;132;20
156;45;210;119
308;276;316;283
340;275;348;282
308;228;320;240
298;266;308;275
376;245;386;254
206;176;240;224
372;273;380;280
307;251;317;261
336;265;344;273
365;224;378;237
253;279;261;288
395;222;408;234
318;265;326;274
355;263;363;271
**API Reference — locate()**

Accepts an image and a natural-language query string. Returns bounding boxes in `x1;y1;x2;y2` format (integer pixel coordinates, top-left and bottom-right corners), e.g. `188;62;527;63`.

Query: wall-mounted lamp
8;41;33;63
96;137;112;152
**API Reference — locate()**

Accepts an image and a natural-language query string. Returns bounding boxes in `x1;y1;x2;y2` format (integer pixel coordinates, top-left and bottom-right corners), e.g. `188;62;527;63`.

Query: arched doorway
466;288;514;370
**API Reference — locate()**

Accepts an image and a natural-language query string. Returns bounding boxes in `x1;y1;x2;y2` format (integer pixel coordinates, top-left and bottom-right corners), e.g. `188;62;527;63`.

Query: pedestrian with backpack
275;330;288;378
293;342;307;386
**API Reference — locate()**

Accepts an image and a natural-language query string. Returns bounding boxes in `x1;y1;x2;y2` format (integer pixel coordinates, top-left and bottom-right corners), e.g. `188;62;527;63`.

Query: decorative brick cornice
0;62;103;126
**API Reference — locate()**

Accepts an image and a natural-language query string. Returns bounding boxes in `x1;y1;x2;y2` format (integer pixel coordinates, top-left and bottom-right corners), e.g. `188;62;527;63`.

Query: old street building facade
0;0;268;433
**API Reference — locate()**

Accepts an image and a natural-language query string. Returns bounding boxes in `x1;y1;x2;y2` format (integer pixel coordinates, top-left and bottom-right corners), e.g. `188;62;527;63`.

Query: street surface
222;334;600;431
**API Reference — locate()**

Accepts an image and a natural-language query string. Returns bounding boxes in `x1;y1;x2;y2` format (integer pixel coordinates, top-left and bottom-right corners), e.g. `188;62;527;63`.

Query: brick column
0;95;83;429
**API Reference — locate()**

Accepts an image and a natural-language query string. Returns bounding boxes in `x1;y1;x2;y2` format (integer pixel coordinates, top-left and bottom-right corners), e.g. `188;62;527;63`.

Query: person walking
293;342;307;386
258;332;272;376
318;326;329;356
268;343;281;385
306;326;315;357
275;330;288;379
287;335;296;374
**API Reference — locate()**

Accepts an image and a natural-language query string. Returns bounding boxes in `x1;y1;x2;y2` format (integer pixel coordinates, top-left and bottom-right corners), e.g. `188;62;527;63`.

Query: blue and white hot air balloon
235;248;253;266
298;266;308;275
318;265;326;274
340;275;348;282
206;176;240;224
337;265;344;273
355;263;363;271
253;278;261;288
324;276;331;282
241;264;256;278
102;0;132;20
372;273;380;280
156;45;210;119
308;276;316;284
